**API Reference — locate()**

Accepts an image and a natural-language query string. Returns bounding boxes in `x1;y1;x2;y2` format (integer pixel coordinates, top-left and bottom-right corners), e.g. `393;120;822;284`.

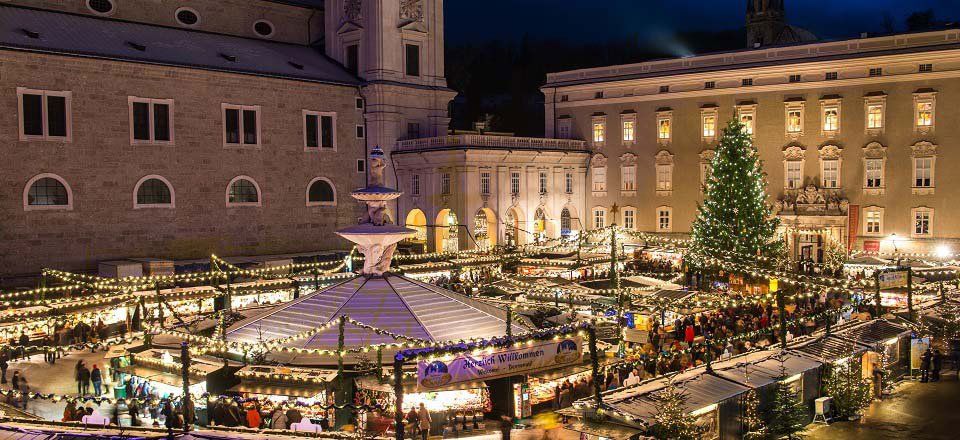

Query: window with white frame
592;115;606;146
622;164;636;191
592;166;606;192
821;101;840;134
593;207;606;229
821;159;839;188
510;170;521;195
480;171;491;196
914;157;933;188
863;207;883;236
441;172;451;195
18;87;71;141
134;175;174;209
737;104;756;136
226;176;261;206
867;104;883;130
699;150;715;188
701;107;718;140
539;169;548;194
565;171;574;194
656;164;672;191
303;110;336;150
557;118;572;139
910;141;937;194
785;102;804;135
306;177;336;206
914;92;935;131
411;174;421;196
223;104;260;147
785;160;803;190
656;111;672;143
865;158;884;189
912;207;933;237
24;173;72;211
129;97;173;144
621;113;636;144
622;207;636;230
656;207;672;232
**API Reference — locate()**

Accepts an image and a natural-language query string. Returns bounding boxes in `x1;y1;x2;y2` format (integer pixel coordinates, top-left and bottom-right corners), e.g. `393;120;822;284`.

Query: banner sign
848;205;859;251
878;271;908;289
863;240;880;252
417;337;583;390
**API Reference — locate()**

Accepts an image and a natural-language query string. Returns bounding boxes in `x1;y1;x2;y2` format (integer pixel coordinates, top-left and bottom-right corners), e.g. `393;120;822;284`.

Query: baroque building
0;0;452;276
542;28;960;260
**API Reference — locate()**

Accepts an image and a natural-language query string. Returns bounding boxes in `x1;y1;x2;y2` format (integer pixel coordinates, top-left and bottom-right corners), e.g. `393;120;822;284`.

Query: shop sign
863;240;880;252
418;337;583;390
769;278;778;292
878;271;908;289
911;337;930;370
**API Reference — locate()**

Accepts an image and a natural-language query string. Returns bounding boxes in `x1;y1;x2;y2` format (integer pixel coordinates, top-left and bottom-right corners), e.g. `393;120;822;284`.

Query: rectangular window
787;109;803;133
916;101;933;127
592;119;605;144
356;97;365;110
658;85;669;93
786;161;802;189
865;159;883;188
565;172;574;194
867;104;883;129
130;97;174;144
704;81;715;89
702;114;717;138
411;174;420;196
592;167;606;192
357;159;366;173
869;67;882;77
915;210;931;236
742;78;753;86
622;118;635;142
18;88;71;141
622;166;636;191
825;72;838;80
346;44;359;75
557;119;572;139
595;91;604;99
657;115;672;141
560;95;569;102
623;209;635;230
441;172;451;195
656;165;672;191
789;74;801;83
356;125;365;139
822;159;839;188
224;104;260;147
919;63;933;73
407;122;420;140
914;157;933;187
865;210;882;234
539;170;548;194
594;209;606;229
657;208;671;232
510;171;521;195
405;44;420;77
823;106;839;132
303;110;336;149
480;171;491;196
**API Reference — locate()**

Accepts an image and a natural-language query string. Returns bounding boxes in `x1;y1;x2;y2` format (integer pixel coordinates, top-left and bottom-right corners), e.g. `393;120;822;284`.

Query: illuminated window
657;111;672;142
622;207;636;230
592;167;606;192
593;207;606;229
912;207;933;237
865;159;883;188
656;206;672;232
621;165;636;191
785;161;802;189
867;104;883;129
864;207;883;235
702;114;716;138
786;108;803;134
737;104;756;136
621;115;636;143
916;101;933;127
592;116;606;145
822;105;839;132
910;141;937;195
656;165;672;191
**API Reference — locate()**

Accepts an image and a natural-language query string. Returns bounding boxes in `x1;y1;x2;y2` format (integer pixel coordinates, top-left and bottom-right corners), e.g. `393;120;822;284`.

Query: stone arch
504;205;526;246
474;207;497;250
405;208;428;243
434;209;459;252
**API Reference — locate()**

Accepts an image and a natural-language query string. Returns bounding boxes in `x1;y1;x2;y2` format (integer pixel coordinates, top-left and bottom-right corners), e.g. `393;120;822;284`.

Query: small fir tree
743;389;767;440
649;383;705;440
765;363;808;440
690;119;782;267
823;359;873;419
821;238;847;275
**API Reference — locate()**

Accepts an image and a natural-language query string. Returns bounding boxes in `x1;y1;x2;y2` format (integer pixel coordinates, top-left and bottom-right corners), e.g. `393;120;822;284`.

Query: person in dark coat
17;333;29;360
128;399;141;426
0;349;8;385
932;349;943;382
920;348;932;383
10;371;20;390
285;406;303;426
227;401;243;427
77;364;91;396
161;399;175;430
499;414;512;440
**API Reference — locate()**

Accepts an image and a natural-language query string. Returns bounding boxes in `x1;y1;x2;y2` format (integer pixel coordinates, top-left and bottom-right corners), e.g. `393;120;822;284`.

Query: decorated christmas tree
743;389;767;440
823;358;873;419
649;383;705;440
765;365;809;440
690;119;782;267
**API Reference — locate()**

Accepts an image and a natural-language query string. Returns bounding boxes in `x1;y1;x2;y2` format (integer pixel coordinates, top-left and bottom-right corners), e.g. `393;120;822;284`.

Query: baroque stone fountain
336;147;416;276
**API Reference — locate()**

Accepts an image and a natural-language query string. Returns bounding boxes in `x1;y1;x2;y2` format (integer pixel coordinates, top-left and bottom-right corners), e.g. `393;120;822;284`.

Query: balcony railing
395;134;589;152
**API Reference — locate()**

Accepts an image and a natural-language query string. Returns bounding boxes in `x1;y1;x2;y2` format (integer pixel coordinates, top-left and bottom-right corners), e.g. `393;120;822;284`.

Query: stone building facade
0;0;452;276
542;29;960;260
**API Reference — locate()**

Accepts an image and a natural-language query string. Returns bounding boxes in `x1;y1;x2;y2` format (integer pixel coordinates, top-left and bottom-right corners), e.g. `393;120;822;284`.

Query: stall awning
604;374;749;425
355;375;488;394
713;351;821;389
528;359;620;383
228;382;326;398
566;420;643;440
789;335;871;363
117;365;201;388
834;320;910;346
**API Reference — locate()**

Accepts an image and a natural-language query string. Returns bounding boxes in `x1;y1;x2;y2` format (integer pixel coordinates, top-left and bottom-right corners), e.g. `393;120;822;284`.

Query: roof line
300;275;376;349
404;275;523;331
384;275;438;341
225;275;359;336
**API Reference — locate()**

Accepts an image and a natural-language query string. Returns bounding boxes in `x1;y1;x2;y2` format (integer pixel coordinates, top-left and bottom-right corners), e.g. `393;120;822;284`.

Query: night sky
446;0;957;49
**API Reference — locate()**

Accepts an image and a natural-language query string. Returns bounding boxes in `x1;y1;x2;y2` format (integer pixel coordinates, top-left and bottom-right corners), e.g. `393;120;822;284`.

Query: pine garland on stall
689;119;782;268
649;383;705;440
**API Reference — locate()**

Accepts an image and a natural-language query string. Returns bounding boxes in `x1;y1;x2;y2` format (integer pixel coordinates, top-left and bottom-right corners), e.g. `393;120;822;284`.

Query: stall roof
834;319;911;346
528;358;621;382
789;335;871;363
566;420;643;440
845;255;892;266
651;289;695;301
713;351;821;389
117;365;201;388
355;375;488;394
602;373;749;425
228;382;326;399
623;275;682;290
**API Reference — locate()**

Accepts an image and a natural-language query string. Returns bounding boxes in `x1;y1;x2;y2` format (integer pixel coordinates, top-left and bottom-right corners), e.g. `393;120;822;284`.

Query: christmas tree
649;383;705;440
765;362;809;440
823;358;873;419
690;119;781;267
743;389;767;440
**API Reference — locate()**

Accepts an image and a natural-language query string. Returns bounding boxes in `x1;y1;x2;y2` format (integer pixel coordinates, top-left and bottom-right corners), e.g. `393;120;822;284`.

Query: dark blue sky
445;0;957;45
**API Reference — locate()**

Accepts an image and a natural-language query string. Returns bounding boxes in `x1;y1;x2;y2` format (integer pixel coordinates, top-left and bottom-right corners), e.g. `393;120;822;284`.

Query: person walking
417;403;431;440
920;348;932;383
78;363;91;396
11;371;20;391
17;332;29;361
932;349;943;382
91;364;103;397
499;414;512;440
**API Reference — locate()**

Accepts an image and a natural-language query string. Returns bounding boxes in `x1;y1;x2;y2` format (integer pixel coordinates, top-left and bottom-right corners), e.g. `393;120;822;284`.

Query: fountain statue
336;147;416;276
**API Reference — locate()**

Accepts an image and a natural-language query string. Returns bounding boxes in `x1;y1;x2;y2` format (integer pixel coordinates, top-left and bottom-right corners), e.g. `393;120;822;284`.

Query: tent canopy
713;350;821;389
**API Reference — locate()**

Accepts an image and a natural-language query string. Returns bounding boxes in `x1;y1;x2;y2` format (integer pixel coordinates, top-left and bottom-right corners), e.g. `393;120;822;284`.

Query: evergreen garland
690;119;782;268
649;383;705;440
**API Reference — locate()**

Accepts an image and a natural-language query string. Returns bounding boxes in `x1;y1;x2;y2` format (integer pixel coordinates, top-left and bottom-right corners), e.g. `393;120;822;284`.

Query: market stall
712;349;822;409
228;365;337;426
356;375;490;436
117;348;224;398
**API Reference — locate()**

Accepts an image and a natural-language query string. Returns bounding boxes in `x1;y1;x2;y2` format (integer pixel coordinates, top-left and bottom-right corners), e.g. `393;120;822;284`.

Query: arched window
134;175;174;208
561;208;572;237
226;176;261;206
24;173;72;211
306;178;336;206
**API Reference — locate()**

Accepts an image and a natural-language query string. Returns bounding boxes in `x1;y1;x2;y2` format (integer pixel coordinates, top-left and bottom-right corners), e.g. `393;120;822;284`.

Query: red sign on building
847;205;859;251
863;240;880;252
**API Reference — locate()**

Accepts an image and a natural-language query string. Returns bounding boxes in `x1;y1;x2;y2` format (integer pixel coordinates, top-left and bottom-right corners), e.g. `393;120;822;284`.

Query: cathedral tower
746;0;787;47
